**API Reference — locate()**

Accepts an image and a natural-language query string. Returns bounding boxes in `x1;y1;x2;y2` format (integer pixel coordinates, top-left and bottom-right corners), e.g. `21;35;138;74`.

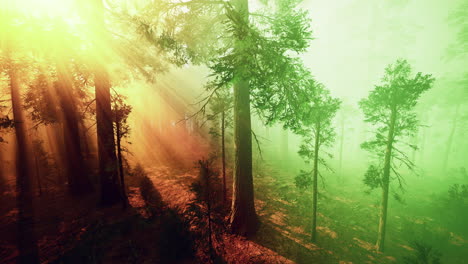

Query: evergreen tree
207;88;233;202
136;0;313;235
359;59;435;251
112;92;132;208
293;80;340;242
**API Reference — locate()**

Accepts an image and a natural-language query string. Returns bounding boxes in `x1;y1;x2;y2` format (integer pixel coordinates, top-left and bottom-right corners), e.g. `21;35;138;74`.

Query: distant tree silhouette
112;92;132;208
1;12;39;263
207;88;233;202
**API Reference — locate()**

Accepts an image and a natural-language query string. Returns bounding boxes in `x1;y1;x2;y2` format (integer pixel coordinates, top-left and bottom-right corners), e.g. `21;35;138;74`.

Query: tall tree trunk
0;150;5;193
221;110;227;202
442;104;460;172
338;116;345;174
95;69;120;205
92;0;121;206
311;123;320;242
56;62;92;195
34;156;42;196
207;190;213;260
115;116;127;208
418;112;428;167
9;64;39;264
229;0;258;237
410;132;418;164
376;107;397;252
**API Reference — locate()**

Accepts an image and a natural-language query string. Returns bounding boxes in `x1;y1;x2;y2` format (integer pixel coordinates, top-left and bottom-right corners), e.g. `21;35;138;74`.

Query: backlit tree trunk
311;122;320;242
115;113;127;208
9;64;39;264
56;62;92;195
338;116;345;173
229;0;258;236
93;0;121;206
95;69;120;206
376;106;397;252
442;103;459;172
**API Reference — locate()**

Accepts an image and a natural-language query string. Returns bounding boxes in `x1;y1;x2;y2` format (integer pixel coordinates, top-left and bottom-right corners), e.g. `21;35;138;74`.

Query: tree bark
229;0;259;236
221;109;227;202
91;0;121;206
376;107;397;252
9;64;39;264
311;123;320;242
95;69;120;206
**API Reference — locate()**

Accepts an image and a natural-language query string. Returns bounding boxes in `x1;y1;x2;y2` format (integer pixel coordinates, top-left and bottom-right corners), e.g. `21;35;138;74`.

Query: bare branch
251;129;263;160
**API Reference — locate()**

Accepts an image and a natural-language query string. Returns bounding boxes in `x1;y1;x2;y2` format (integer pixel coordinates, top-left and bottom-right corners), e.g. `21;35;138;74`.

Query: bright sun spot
2;0;77;18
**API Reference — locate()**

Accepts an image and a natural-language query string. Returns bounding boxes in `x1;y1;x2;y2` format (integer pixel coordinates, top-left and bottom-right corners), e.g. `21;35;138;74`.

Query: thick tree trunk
90;0;121;206
229;0;259;236
95;69;120;206
9;65;39;264
311;123;320;242
221;110;227;202
442;104;459;172
230;77;258;235
376;107;397;252
56;63;92;195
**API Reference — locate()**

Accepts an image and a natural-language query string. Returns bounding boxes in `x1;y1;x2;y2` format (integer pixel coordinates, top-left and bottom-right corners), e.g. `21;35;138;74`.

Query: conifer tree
359;59;434;251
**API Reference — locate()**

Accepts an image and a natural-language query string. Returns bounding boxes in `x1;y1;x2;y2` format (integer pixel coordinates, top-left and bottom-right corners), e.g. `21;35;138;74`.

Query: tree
335;103;358;174
359;59;435;252
134;0;313;235
140;0;311;235
55;60;94;195
293;80;340;242
207;0;313;236
0;11;39;263
6;56;40;264
81;0;121;206
0;101;13;193
188;159;223;261
207;88;233;202
112;92;132;208
12;15;94;196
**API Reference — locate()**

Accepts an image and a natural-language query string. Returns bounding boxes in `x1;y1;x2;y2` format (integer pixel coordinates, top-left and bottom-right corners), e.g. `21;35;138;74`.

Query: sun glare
3;0;77;18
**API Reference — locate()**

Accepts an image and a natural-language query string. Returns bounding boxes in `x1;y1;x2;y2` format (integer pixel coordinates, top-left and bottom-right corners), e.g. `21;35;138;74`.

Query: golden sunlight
3;0;78;18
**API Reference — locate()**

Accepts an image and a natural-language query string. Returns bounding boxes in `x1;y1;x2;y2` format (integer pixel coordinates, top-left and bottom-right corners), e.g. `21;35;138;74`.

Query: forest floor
1;161;466;263
250;158;468;264
129;164;399;264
